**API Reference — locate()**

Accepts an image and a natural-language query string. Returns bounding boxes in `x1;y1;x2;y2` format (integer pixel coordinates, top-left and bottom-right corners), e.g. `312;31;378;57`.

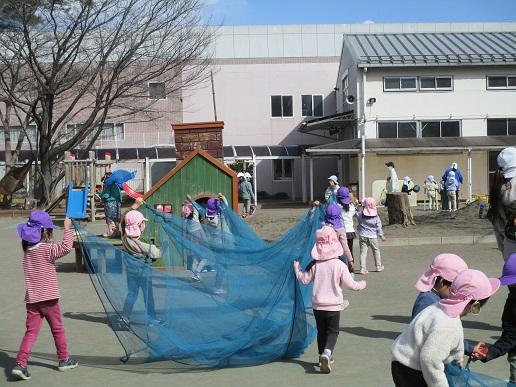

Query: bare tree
0;0;213;205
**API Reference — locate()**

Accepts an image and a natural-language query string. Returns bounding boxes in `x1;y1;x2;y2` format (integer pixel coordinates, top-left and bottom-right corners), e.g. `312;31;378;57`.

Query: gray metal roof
306;136;516;154
344;32;516;67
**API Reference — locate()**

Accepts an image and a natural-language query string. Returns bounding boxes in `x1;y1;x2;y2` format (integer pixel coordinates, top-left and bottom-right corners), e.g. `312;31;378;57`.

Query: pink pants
16;299;69;367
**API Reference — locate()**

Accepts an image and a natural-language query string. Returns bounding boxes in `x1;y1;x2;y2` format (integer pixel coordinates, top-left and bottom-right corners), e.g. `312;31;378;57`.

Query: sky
202;0;516;26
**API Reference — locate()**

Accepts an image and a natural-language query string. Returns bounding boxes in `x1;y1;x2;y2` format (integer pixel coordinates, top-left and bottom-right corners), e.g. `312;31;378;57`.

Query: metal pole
291;160;295;201
309;157;314;201
144;157;150;192
88;151;96;221
210;70;217;121
360;134;366;201
301;154;307;203
252;155;257;207
467;148;472;203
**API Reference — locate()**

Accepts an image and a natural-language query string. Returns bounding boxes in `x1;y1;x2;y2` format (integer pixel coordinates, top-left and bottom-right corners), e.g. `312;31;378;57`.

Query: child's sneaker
375;265;385;272
57;358;78;371
12;364;31;380
356;268;368;275
319;354;331;374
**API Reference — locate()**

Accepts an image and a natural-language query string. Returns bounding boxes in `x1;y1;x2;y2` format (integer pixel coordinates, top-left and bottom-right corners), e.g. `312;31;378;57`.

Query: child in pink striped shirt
12;211;77;380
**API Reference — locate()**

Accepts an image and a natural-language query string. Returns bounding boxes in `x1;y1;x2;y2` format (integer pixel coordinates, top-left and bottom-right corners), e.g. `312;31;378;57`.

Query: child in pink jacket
293;226;367;374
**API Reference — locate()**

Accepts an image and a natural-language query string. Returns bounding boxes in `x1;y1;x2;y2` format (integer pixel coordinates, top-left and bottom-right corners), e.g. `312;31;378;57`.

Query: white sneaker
319;354;331;374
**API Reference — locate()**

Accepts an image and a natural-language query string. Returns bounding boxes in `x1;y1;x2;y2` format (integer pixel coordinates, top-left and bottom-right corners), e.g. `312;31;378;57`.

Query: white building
305;29;516;201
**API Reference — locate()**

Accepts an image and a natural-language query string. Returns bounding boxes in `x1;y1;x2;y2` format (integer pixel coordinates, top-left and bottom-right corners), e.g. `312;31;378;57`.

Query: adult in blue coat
442;162;464;209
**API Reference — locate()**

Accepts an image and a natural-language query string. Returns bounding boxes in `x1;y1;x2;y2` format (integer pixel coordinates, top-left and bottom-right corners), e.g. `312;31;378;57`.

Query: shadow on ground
371;314;501;331
0;348;215;376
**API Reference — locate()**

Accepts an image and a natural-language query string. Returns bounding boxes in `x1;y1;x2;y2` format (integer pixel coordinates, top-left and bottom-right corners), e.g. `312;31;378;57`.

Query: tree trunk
386;192;416;227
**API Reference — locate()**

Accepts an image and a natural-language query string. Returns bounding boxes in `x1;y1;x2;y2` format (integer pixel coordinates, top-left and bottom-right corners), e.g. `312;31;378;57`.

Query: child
391;269;500;387
239;173;255;218
324;202;354;271
487;146;516;261
293;226;366;374
183;195;207;281
205;193;229;294
411;253;469;320
121;210;162;325
13;212;77;380
100;171;122;238
324;175;340;203
446;171;459;211
472;253;516;383
355;197;385;274
423;176;439;211
401;176;414;195
336;187;357;259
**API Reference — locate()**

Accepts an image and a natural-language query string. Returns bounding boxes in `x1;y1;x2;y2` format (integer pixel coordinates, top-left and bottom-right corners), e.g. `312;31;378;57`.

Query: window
273;159;293;180
421;121;461;138
0;125;37;143
487;75;516;90
271;95;293;117
65;123;125;142
377;121;417;138
487;119;516;136
301;94;323;117
420;76;453;91
383;77;417;91
148;82;166;99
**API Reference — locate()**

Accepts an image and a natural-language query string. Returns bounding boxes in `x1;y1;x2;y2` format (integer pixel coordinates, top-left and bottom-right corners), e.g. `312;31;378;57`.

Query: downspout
360;67;367;201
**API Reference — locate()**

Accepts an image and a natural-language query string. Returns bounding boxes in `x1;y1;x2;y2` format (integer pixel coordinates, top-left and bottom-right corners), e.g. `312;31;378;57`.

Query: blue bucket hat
325;203;343;229
17;210;55;243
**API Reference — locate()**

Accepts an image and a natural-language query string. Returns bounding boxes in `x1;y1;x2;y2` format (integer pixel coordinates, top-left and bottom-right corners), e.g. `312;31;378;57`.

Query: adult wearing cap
120;210;163;325
385;161;398;194
487;147;516;261
473;253;516;383
392;269;500;387
324;175;340;204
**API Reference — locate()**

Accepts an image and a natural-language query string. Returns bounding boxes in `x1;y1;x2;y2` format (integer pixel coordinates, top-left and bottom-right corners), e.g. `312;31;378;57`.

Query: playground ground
0;206;511;386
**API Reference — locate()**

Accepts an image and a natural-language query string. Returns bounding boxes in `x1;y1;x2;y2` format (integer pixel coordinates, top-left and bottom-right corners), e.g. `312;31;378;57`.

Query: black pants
347;237;354;259
122;263;157;319
391;361;428;387
313;309;340;355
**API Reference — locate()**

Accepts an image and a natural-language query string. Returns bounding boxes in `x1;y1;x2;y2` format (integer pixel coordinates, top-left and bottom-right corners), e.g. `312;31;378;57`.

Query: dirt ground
245;200;493;241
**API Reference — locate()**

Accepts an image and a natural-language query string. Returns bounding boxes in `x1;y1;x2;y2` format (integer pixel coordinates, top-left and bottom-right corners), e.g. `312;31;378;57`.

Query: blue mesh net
446;361;516;387
74;203;323;366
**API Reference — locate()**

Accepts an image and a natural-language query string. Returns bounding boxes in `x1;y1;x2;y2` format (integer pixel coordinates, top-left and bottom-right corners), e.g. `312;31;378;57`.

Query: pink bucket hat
415;253;469;292
362;197;377;216
182;203;193;218
439;269;500;318
311;226;344;260
124;210;148;238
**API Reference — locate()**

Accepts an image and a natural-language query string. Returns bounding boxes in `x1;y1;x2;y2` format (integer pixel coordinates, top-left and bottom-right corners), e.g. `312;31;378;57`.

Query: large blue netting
446;361;516;387
74;203;323;366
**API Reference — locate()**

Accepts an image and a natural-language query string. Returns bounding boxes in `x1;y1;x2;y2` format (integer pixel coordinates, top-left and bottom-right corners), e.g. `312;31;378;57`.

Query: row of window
271;94;323;118
378;120;461;138
377;118;516;138
383;75;516;92
0;123;125;144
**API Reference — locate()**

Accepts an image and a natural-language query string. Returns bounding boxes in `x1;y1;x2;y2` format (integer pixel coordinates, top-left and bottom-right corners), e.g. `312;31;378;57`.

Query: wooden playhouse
141;148;238;267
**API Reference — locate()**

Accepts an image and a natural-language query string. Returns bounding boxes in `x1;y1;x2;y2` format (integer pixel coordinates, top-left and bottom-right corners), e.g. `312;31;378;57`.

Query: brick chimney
172;121;224;161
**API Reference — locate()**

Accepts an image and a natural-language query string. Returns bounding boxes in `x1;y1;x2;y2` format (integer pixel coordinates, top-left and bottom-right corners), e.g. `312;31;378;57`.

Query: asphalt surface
0;217;512;386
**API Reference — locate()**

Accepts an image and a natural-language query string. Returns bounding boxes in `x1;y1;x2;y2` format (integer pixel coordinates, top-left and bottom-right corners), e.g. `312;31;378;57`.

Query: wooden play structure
142;147;238;213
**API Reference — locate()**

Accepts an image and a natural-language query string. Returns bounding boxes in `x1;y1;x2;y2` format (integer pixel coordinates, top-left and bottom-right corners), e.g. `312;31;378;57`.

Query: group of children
320;176;385;275
11;148;515;381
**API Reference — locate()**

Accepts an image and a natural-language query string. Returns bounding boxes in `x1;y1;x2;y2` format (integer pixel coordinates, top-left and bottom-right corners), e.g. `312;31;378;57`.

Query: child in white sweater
391;269;500;387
